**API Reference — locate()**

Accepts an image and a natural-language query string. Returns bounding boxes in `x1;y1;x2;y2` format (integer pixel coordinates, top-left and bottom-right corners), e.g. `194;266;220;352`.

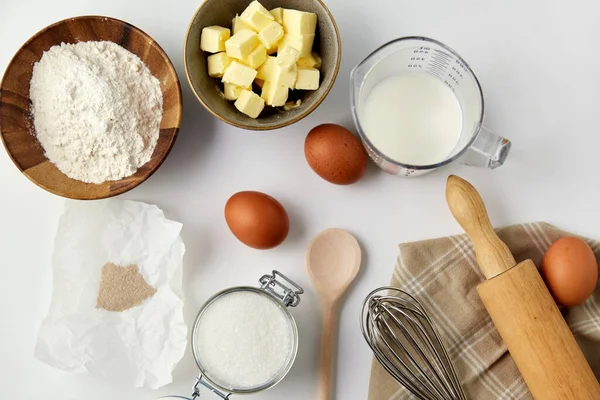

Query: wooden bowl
0;16;182;200
184;0;341;130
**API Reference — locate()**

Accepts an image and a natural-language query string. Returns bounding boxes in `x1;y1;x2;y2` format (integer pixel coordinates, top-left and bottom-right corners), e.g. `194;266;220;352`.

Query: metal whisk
361;287;467;400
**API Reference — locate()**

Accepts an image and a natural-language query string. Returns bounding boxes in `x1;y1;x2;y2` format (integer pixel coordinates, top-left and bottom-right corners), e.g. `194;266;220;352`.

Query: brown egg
225;191;289;249
540;236;598;307
304;124;367;185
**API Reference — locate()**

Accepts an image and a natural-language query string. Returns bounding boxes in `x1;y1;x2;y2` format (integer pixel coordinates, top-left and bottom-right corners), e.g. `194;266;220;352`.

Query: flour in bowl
29;41;163;184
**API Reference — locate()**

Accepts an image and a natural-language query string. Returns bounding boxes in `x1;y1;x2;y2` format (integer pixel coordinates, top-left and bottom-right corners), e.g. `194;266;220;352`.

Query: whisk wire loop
361;287;467;400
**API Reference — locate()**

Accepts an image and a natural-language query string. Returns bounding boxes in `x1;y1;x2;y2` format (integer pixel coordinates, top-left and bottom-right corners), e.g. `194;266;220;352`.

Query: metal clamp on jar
162;270;303;399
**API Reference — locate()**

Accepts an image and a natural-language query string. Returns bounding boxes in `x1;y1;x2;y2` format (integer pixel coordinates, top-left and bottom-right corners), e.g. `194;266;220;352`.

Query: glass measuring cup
350;37;511;177
160;270;303;400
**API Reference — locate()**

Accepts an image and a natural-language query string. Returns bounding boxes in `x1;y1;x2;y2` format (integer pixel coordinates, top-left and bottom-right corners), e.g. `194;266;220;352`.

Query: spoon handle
317;302;337;400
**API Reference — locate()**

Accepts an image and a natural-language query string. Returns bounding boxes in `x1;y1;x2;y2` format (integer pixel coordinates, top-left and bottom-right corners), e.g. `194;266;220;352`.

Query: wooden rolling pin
446;175;600;399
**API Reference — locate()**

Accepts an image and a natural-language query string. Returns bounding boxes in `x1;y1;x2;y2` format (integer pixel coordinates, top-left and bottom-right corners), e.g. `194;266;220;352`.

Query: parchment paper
35;199;187;389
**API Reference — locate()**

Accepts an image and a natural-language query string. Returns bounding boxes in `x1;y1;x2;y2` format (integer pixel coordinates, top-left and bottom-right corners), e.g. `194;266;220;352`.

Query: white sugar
195;290;294;389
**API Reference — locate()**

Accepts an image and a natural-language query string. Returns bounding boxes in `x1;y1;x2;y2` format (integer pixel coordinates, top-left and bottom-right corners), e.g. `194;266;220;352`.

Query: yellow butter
295;67;320;90
261;80;289;107
282;9;317;36
272;63;297;88
222;60;257;88
243;43;267;69
256;56;278;80
276;45;300;69
258;21;284;53
269;7;284;24
297;52;322;69
200;26;231;53
232;14;255;34
258;58;296;88
279;34;315;57
235;89;265;118
207;52;233;78
240;0;274;31
225;29;259;60
223;83;247;100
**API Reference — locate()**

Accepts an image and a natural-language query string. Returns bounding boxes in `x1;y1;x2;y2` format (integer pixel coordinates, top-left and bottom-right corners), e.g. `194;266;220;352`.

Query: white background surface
1;0;600;399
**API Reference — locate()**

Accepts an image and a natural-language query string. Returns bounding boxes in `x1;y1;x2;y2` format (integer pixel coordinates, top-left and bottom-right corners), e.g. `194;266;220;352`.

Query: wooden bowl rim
183;0;342;131
0;15;183;200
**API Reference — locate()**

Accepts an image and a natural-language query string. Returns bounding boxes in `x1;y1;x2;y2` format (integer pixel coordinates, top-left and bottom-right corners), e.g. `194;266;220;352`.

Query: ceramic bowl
184;0;341;130
0;16;182;200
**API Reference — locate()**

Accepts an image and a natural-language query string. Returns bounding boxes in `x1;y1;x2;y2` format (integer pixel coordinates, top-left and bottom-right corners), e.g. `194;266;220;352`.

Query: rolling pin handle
446;175;516;279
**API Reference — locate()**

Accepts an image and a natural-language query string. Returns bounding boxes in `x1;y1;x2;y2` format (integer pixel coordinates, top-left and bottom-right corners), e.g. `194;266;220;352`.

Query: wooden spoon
306;228;362;400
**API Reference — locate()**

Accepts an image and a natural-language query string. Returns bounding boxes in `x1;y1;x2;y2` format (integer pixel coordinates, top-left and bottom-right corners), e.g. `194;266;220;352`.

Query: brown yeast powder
96;263;157;312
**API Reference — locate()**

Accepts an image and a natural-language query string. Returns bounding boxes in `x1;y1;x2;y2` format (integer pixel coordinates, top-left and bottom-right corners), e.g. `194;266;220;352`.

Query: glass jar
161;270;303;399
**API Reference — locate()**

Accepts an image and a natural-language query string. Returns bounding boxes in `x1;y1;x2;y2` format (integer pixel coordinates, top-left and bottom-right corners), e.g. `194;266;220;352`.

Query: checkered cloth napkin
368;222;600;400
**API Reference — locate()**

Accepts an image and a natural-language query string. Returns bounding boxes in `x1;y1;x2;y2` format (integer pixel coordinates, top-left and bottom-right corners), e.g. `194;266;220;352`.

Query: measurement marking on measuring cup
447;73;460;86
429;58;450;68
427;67;447;78
429;61;450;71
431;57;450;64
429;61;449;71
427;64;446;74
432;50;451;60
430;56;449;66
426;69;444;79
454;59;468;72
442;80;456;92
450;66;464;79
431;51;450;63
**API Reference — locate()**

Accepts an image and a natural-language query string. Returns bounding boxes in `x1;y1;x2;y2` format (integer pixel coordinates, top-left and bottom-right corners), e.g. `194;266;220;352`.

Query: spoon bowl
307;228;361;301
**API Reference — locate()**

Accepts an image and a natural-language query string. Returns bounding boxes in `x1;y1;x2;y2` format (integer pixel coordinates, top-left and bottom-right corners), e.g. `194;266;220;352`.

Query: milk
360;73;463;166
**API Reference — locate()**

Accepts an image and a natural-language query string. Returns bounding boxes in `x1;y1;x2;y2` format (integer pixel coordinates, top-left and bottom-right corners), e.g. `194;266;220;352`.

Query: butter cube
270;7;284;24
282;9;317;35
235;89;265;118
256;56;277;80
222;60;257;88
279;34;315;57
223;83;246;100
272;63;297;88
295;67;320;90
243;43;267;69
232;14;255;34
258;21;284;53
258;57;296;88
207;52;232;78
261;80;289;106
276;45;300;69
200;26;231;53
297;51;322;69
240;0;274;31
225;29;259;60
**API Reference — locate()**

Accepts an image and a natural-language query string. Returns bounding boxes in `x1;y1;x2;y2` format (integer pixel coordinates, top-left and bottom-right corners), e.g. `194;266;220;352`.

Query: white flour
30;41;163;184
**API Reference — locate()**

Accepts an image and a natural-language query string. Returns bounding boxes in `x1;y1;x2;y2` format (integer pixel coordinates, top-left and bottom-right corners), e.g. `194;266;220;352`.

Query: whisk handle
446;175;516;279
317;301;337;400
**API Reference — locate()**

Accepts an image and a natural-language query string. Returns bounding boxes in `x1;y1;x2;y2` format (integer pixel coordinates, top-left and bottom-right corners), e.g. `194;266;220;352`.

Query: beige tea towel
368;222;600;400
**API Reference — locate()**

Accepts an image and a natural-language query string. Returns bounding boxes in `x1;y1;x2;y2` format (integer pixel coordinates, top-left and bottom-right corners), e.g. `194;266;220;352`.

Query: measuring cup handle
460;127;511;169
